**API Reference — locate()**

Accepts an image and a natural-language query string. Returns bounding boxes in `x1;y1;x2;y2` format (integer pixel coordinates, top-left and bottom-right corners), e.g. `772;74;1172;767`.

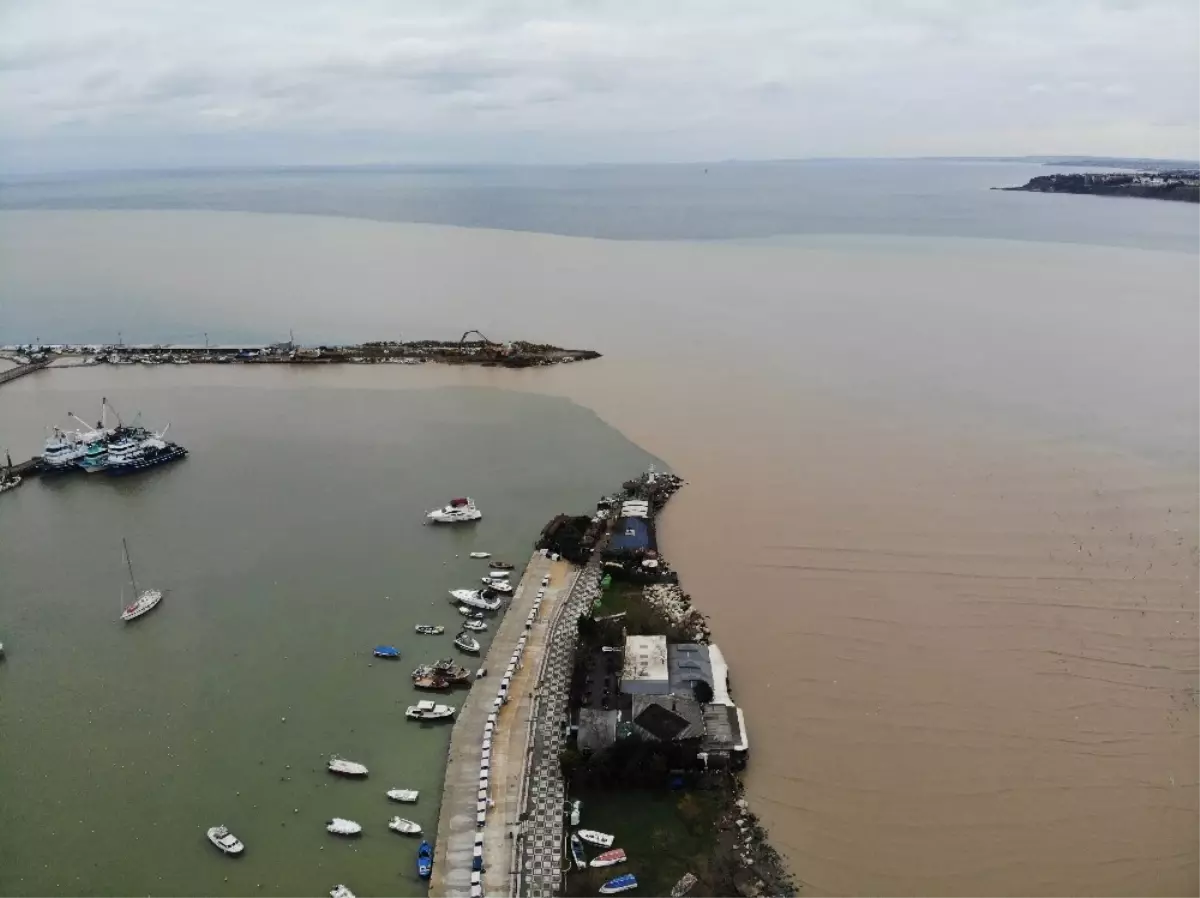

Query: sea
0;160;1196;897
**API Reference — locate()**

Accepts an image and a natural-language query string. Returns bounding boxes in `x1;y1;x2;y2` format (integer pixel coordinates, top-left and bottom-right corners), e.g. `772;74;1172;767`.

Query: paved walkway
514;556;605;898
430;553;578;898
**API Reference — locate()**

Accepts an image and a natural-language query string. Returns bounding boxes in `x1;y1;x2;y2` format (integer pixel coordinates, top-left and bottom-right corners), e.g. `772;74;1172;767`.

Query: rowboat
590;848;626;868
599;874;638;894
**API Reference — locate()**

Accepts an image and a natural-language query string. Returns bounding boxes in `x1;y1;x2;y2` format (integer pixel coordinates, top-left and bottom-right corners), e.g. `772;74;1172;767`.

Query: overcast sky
1;0;1196;171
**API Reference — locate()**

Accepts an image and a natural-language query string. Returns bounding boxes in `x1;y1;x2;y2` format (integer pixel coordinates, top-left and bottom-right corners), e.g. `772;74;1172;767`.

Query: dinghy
577;829;615;848
387;789;419;803
488;560;514;570
469;552;491;558
454;632;481;653
480;578;513;593
373;645;401;659
463;619;487;632
599;874;638;894
417;841;434;879
414;625;445;636
388;816;422;835
330;886;355;898
206;825;245;855
570;799;582;826
328;757;368;777
590;848;627;868
326;818;362;836
570;834;587;870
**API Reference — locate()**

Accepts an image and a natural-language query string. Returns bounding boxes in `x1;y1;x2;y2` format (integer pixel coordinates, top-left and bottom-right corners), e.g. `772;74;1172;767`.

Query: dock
430;552;580;898
0;358;49;387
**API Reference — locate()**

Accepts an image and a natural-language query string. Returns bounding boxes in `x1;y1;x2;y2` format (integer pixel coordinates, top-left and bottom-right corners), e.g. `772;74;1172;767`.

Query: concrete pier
430;552;579;898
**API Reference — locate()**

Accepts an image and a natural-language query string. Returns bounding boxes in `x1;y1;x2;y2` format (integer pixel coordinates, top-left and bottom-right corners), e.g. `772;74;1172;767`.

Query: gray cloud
0;0;1196;171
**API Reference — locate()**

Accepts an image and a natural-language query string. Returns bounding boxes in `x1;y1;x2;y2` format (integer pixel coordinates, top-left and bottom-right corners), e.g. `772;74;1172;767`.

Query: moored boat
206;825;245;855
599;874;638;894
386;788;419;803
454;632;481;653
328;757;368;777
669;872;698;897
330;885;355;898
469;552;491;558
463;619;487;632
426;497;482;524
481;578;513;594
450;588;503;610
577;829;615;848
415;624;445;636
413;674;452;691
570;799;582;826
406;700;456;721
458;605;485;618
570;834;587;870
590;848;627;868
417;840;434;879
388;816;422;835
326;818;362;836
372;645;401;659
488;560;514;571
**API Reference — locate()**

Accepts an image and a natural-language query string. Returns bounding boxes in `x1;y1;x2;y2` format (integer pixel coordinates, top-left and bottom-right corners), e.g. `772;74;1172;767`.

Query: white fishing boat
454;632;481;653
329;887;355;898
326;818;362;836
577;829;615;848
406;700;456;721
463;619;487;632
119;538;163;622
427;497;482;524
328;757;369;777
450;589;503;611
41;427;87;471
590;848;627;868
386;789;420;803
206;825;245;855
469;551;491;558
415;624;445;636
388;816;422;835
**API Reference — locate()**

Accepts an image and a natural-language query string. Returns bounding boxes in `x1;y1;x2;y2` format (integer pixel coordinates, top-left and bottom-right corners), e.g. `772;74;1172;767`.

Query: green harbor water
0;371;657;897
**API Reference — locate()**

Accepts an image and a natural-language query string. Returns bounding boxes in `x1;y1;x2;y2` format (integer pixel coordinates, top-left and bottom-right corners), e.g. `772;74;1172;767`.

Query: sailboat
120;538;163;622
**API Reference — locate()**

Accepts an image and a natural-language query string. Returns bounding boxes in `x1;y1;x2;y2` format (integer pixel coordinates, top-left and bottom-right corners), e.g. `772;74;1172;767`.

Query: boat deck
429;552;578;898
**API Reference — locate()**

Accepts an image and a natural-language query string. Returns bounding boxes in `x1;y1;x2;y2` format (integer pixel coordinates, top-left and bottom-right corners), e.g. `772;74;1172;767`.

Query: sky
0;0;1197;172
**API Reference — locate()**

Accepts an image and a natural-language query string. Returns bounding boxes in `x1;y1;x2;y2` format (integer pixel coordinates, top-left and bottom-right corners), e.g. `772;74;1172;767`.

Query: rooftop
622;634;668;684
632;694;705;741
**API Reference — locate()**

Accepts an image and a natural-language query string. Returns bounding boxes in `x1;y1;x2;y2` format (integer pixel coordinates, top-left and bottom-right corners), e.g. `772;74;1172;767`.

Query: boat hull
106;446;188;476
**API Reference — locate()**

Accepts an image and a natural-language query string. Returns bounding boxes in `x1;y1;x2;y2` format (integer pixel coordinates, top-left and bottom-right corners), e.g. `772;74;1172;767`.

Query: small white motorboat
577;829;615;848
454;632;481;653
452;588;503;610
330;886;356;898
387;789;419;803
427;497;482;523
328;757;369;777
406;700;456;721
206;825;245;855
590;848;627;868
463;619;487;632
482;579;513;594
388;816;422;835
570;799;582;826
487;570;510;580
415;624;445;636
469;552;491;559
326;818;363;836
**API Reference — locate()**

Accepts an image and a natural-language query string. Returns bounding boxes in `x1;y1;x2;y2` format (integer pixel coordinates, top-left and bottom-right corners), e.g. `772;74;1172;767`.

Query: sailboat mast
123;538;139;597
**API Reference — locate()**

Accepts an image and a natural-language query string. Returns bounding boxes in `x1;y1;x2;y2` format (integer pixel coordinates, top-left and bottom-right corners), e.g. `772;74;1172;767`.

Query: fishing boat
463;619;487;633
41;427;87;473
426;497;482;524
413;674;452;691
599;874;638;894
206;825;245;855
386;789;419;803
450;589;503;611
417;841;434;879
329;885;355;898
488;561;514;571
388;816;422;835
0;451;21;494
590;848;627;868
415;624;445;636
372;645;401;659
570;834;586;870
106;422;188;476
577;829;615;848
454;632;481;653
669;872;698;897
119;538;163;622
469;552;491;559
328;757;369;777
406;700;456;721
326;818;362;837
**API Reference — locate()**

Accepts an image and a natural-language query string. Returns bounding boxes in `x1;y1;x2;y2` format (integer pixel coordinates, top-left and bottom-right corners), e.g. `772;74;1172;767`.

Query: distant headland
996;169;1200;203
